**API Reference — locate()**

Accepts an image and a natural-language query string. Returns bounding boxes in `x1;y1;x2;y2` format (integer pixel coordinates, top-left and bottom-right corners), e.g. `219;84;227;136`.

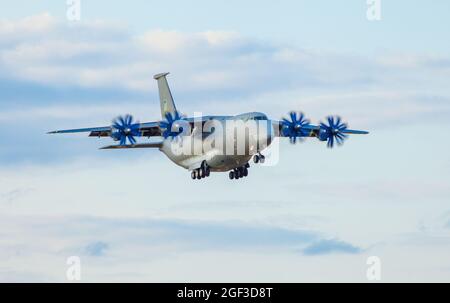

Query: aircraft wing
338;129;370;135
100;142;163;149
272;118;368;148
272;120;369;137
48;122;162;138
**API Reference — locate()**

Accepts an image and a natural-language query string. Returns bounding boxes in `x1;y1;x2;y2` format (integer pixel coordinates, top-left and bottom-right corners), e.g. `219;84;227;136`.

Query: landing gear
253;153;265;164
203;165;210;177
229;163;250;180
243;167;248;177
191;161;211;180
234;168;241;179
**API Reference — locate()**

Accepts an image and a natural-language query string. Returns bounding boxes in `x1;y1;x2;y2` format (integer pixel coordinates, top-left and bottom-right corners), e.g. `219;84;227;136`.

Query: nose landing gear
253;153;265;164
229;163;250;180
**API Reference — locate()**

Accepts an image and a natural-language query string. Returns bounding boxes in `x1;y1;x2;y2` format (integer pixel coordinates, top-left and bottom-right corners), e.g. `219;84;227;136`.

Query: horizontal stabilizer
100;143;162;150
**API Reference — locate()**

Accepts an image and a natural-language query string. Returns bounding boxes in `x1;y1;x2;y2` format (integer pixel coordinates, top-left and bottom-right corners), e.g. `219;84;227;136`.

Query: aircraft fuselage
159;112;273;172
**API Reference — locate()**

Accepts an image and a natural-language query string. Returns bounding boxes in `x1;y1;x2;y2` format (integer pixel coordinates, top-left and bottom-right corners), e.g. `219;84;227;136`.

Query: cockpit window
253;115;267;121
236;113;268;121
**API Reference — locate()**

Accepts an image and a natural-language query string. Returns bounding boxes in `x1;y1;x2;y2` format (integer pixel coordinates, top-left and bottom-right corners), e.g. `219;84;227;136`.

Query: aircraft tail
154;72;177;118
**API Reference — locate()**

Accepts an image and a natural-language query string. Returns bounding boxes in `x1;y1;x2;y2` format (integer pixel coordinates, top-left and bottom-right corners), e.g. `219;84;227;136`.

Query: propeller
281;111;310;144
159;111;187;139
111;114;141;145
319;116;348;148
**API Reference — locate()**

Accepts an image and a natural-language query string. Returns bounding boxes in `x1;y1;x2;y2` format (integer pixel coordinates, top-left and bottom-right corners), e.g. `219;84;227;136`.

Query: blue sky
0;1;450;282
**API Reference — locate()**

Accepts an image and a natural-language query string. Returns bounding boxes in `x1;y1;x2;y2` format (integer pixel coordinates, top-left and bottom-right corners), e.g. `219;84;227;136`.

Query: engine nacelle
317;128;329;141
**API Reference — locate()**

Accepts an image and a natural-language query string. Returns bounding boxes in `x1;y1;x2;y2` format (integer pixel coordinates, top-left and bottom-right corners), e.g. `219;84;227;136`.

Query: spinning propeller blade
111;114;141;145
159;110;187;139
281;111;311;144
319;116;349;148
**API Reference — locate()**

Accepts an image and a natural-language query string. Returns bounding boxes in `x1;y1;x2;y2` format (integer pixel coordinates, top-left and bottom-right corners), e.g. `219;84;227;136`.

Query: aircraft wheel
243;167;248;177
229;171;235;180
191;171;197;180
201;161;211;177
260;155;265;164
202;166;210;178
253;155;259;164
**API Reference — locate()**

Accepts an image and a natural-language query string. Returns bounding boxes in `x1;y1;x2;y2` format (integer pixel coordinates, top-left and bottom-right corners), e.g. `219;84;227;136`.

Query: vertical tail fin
153;72;177;118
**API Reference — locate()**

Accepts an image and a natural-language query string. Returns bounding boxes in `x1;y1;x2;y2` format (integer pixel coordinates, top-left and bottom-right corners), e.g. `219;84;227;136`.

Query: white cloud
0;13;56;36
377;53;450;70
0;15;421;92
0;212;449;282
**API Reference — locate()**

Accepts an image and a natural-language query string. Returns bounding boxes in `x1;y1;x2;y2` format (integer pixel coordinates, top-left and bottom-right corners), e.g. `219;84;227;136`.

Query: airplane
48;72;369;180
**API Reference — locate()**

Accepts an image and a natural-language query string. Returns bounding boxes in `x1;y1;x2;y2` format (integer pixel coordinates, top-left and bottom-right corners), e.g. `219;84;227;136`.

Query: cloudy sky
1;0;450;282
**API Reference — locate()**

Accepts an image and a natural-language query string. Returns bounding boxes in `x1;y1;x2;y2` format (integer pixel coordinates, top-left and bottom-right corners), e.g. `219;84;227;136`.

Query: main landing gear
191;161;211;180
253;153;265;164
229;163;250;180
